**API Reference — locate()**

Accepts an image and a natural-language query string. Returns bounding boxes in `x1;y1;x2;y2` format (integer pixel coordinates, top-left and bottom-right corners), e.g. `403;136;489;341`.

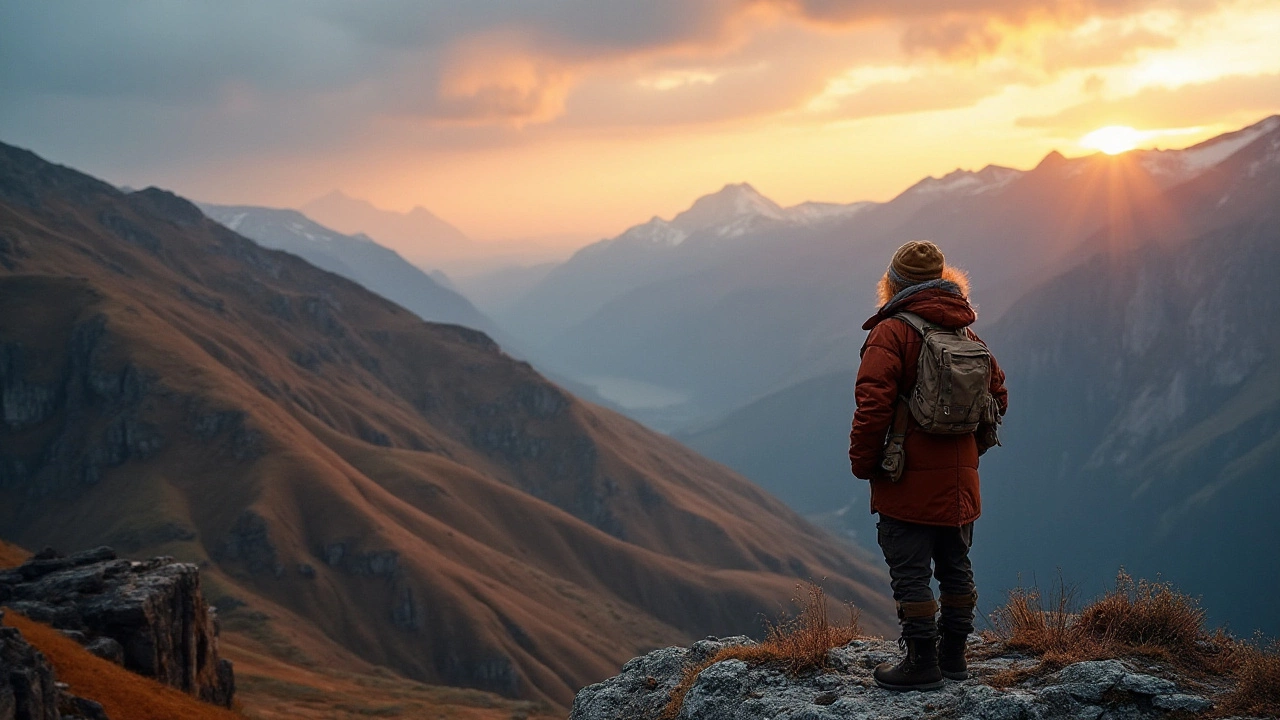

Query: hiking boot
873;637;943;691
938;631;969;680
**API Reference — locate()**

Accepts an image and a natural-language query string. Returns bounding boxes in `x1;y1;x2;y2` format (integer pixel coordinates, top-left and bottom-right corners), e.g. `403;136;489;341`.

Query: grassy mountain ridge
199;203;496;335
0;141;893;706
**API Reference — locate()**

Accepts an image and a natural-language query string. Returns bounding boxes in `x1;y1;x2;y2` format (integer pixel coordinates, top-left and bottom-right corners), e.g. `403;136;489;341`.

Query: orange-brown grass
1217;639;1280;718
0;538;30;568
660;583;862;720
225;638;562;720
985;571;1242;693
2;611;244;720
1075;571;1212;662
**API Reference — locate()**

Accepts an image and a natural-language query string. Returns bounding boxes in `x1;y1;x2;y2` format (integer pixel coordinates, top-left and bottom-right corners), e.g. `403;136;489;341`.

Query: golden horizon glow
59;1;1280;253
1080;125;1144;154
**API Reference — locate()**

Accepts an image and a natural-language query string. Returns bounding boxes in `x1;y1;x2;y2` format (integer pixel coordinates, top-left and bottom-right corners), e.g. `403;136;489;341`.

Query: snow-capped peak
906;165;1021;197
782;201;875;224
616;216;689;247
599;182;869;250
1138;116;1280;183
671;183;785;232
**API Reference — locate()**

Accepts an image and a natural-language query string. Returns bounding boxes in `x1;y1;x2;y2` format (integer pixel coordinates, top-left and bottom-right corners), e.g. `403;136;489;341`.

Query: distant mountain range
501;119;1280;435
0;141;893;707
299;190;574;276
660;116;1280;634
301;189;473;264
199;202;495;334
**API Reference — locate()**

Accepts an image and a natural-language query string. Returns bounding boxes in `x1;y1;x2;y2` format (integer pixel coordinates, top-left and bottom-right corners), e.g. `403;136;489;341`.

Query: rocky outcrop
0;547;234;708
0;608;60;720
571;637;1239;720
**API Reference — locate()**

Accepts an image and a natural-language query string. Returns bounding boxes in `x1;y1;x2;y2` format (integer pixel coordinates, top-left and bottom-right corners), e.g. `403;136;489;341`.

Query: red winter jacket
848;286;1008;526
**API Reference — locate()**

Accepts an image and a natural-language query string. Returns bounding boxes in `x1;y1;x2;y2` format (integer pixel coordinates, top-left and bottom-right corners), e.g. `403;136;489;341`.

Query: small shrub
986;569;1255;700
660;583;861;720
1075;571;1207;660
1217;639;1280;718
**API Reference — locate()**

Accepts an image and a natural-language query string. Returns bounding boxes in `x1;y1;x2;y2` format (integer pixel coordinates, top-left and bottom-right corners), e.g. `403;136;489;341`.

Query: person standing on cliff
848;241;1008;691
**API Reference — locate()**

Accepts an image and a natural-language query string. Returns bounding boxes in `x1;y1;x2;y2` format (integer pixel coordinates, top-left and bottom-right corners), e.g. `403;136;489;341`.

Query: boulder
0;548;234;708
0;609;60;720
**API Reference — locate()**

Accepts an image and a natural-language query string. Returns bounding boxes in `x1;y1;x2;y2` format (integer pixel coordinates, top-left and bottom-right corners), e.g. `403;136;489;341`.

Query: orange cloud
434;33;575;125
1017;72;1280;132
419;0;1221;126
804;66;1001;120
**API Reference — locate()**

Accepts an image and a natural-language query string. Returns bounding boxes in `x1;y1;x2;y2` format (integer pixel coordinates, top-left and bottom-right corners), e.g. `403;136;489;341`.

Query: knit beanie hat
888;240;944;286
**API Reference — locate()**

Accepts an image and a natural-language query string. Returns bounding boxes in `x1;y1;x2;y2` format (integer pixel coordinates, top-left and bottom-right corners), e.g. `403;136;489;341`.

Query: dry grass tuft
988;582;1103;672
986;570;1227;684
1217;638;1280;718
984;569;1280;712
660;583;862;720
1075;571;1208;660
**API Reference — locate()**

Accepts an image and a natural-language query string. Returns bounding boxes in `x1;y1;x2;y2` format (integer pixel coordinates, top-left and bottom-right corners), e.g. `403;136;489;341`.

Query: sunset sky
3;1;1280;248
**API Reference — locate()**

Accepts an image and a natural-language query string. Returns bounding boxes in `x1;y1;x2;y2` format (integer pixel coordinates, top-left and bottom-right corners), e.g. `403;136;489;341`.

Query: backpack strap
895;311;965;338
893;311;935;336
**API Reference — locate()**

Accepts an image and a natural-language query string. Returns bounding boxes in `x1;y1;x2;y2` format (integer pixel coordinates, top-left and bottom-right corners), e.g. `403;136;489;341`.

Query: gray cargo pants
876;515;978;639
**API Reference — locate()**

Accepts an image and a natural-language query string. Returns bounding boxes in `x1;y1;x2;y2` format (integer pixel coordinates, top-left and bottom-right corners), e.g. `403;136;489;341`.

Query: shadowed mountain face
198;203;494;334
0;142;893;706
976;127;1280;634
679;117;1280;635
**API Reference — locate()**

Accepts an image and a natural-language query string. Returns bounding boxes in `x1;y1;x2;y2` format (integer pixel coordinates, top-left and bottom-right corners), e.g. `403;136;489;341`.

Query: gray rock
570;638;1233;720
975;694;1032;720
1053;660;1128;689
57;629;88;644
1152;693;1214;713
677;659;751;719
1117;673;1177;696
85;636;125;665
0;612;60;720
64;695;111;720
0;547;234;708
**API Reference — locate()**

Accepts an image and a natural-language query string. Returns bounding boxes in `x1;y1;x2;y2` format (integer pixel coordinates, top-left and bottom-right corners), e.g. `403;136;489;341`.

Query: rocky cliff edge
571;636;1264;720
0;547;234;709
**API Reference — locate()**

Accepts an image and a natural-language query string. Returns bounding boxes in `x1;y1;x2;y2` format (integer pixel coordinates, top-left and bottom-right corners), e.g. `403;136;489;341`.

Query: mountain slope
676;371;872;544
977;125;1280;633
0;141;892;707
199;203;494;333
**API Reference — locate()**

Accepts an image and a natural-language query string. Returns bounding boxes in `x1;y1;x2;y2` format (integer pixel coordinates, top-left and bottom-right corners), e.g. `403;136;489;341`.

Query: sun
1080;126;1143;155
